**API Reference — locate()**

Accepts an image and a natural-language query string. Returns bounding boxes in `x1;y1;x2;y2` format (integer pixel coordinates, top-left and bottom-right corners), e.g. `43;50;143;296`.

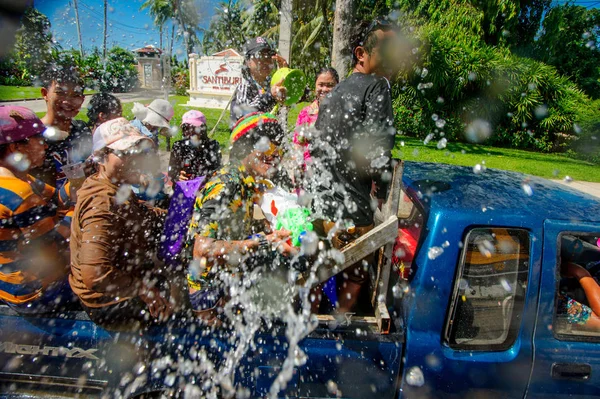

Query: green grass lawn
0;85;95;101
394;136;600;182
31;93;600;182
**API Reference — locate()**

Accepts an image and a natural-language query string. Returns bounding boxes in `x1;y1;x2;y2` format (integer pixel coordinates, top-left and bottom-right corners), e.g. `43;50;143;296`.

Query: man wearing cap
230;37;289;124
308;19;403;314
0;106;75;313
184;112;296;314
69;117;174;331
168;110;221;183
131;99;175;147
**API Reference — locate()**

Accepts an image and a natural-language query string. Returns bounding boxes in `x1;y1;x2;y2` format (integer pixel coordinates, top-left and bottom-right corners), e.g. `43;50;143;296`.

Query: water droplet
327;380;340;395
424;133;434;145
564;176;573;183
435;119;446;129
473;163;485;174
428;246;443;260
406;366;425;387
436;138;447;150
534;105;548;119
465;119;492;143
521;182;533;196
6;152;30;172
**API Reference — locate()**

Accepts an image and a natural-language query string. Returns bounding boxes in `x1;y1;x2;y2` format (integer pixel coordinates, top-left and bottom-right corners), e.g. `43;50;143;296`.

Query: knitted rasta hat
229;112;283;160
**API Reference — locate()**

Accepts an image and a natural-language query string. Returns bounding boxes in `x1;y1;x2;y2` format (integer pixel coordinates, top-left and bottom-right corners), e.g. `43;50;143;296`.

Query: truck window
444;228;530;351
554;233;600;339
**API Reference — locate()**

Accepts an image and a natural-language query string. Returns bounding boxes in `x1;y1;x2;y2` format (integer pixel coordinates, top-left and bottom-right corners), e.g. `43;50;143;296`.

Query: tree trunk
331;0;355;80
103;0;107;61
170;23;175;55
159;24;163;51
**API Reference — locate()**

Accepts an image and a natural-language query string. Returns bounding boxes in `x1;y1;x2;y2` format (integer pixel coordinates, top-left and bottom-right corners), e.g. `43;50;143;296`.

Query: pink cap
0;106;46;145
181;110;207;127
93;117;153;152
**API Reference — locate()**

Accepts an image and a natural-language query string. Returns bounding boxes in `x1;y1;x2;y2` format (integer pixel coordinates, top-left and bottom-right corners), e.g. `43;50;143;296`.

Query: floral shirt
185;165;269;290
558;292;592;325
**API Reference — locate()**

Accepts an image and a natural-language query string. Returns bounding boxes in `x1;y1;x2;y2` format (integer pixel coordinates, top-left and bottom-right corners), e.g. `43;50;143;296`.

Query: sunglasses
362;19;393;43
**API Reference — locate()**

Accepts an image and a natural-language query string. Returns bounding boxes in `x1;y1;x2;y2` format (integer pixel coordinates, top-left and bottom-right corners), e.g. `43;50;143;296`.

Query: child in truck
168;110;221;183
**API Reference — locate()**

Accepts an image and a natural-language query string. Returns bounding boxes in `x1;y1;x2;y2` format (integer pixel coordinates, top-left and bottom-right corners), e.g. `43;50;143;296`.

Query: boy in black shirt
168;110;221;182
33;63;92;189
309;19;403;313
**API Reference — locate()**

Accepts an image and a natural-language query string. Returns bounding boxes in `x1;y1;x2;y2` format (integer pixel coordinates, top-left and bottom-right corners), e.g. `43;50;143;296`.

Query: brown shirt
69;173;166;308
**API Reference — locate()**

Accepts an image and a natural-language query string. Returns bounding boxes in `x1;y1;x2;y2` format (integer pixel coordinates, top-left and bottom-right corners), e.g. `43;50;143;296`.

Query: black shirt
310;72;396;226
168;138;222;182
31;119;93;189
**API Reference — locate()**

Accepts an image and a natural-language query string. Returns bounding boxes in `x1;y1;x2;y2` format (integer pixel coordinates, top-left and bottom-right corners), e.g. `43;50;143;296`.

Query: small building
186;49;244;109
133;45;163;89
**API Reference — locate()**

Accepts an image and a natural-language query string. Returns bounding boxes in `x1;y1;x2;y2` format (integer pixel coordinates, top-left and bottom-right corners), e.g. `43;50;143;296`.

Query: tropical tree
535;5;600;98
201;0;248;55
0;7;55;85
140;0;175;52
391;0;595;152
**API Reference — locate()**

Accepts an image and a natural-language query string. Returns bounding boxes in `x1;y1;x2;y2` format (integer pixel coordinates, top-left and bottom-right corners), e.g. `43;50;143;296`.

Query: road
0;89;166;113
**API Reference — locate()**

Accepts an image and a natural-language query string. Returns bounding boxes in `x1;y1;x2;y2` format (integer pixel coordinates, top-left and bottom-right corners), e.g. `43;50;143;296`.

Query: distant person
87;93;122;132
230;37;288;124
32;63;91;189
168;110;221;183
69;118;173;331
294;67;339;166
309;19;402;313
131;99;174;146
559;261;600;330
0;106;76;314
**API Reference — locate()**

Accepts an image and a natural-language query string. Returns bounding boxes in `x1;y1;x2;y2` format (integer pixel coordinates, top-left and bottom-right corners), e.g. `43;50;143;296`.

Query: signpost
186;49;244;109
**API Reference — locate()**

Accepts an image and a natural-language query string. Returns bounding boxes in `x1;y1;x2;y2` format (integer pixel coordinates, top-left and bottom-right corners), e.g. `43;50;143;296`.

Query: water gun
275;207;313;247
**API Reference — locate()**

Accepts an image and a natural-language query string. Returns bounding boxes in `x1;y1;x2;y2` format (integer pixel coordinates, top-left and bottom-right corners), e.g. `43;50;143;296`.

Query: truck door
401;225;541;398
528;220;600;398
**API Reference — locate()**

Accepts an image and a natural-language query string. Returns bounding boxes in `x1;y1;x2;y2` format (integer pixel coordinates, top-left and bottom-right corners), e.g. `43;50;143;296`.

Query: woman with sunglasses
69;118;176;331
230;37;289;124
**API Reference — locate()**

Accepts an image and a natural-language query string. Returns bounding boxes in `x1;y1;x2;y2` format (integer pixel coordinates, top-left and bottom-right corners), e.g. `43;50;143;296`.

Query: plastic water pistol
274;207;313;247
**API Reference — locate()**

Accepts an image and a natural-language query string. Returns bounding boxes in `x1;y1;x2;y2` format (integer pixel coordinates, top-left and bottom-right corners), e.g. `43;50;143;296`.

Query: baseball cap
243;37;276;58
93;117;153;153
0;106;46;145
143;99;174;129
181;110;207;127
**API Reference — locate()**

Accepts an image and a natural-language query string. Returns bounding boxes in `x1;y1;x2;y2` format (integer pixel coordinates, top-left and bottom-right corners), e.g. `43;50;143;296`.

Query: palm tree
140;0;175;51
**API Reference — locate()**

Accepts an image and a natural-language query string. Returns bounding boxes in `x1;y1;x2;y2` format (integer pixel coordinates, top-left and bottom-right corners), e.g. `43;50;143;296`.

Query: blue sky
35;0;216;59
34;0;600;59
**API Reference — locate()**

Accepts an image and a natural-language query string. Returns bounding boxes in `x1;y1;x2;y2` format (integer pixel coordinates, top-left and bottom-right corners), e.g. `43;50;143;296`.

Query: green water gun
275;207;313;247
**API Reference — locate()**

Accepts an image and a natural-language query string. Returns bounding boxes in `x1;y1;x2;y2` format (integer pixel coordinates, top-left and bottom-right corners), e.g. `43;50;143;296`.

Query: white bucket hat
142;99;174;129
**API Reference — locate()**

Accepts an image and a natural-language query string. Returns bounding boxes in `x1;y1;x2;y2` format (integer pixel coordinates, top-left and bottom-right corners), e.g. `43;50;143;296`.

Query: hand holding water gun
275;207;313;247
260;186;313;247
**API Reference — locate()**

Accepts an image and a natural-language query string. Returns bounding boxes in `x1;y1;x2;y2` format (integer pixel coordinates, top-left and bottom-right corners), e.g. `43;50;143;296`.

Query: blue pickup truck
1;161;599;398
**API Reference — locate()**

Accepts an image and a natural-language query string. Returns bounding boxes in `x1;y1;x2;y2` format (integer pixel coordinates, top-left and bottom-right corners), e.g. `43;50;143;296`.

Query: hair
316;67;339;84
40;62;84;90
87;93;122;127
349;19;395;67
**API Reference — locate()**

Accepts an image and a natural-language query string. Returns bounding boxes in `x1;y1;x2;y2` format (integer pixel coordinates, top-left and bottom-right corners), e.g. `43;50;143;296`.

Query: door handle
551;363;592;381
